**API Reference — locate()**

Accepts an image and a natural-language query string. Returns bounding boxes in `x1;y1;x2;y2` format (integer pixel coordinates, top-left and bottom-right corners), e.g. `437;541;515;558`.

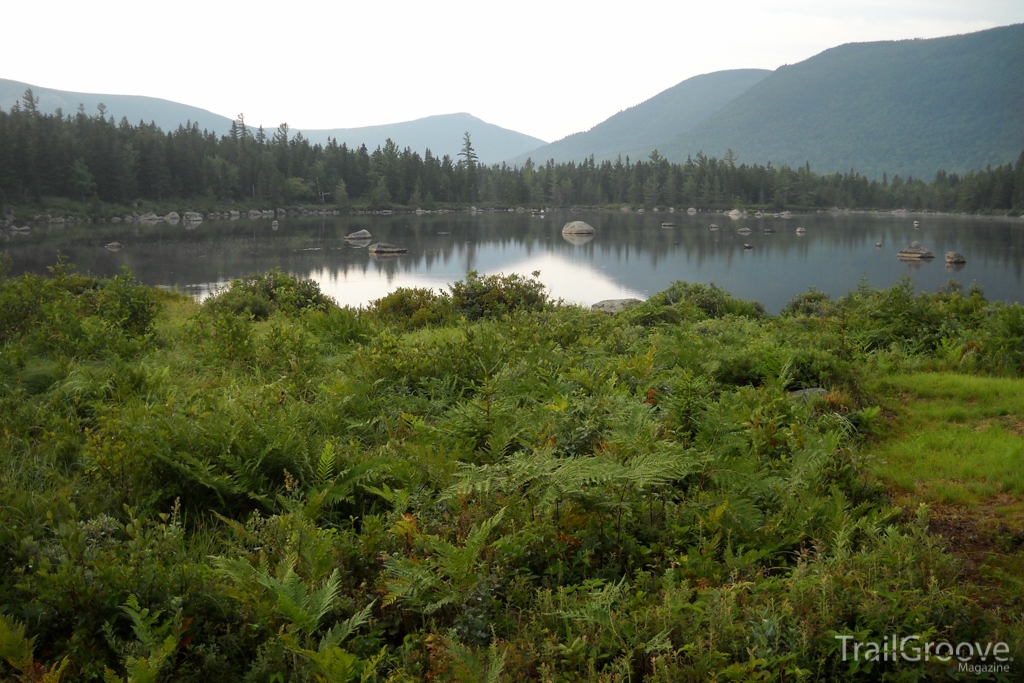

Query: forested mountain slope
509;69;769;165
645;24;1024;178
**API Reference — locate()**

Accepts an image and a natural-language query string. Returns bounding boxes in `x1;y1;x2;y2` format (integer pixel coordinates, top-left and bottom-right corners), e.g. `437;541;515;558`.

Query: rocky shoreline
3;204;1023;232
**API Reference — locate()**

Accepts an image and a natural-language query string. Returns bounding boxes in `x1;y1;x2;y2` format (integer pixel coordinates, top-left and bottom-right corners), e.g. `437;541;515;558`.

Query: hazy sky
6;1;1023;142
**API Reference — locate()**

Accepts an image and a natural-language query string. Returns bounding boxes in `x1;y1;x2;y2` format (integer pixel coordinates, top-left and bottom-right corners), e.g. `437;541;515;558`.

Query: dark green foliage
1;266;1020;681
448;270;548;320
0;260;156;361
626;281;764;326
2;87;1022;213
368;287;451;330
202;268;334;320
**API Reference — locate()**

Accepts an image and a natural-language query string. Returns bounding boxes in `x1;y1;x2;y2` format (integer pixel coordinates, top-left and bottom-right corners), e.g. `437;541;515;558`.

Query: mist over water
5;210;1023;312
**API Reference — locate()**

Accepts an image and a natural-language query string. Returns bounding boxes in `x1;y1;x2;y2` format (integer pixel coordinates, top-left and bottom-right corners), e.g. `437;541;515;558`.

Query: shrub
369;287;452;329
625;281;764;326
204;268;334;320
449;271;548;320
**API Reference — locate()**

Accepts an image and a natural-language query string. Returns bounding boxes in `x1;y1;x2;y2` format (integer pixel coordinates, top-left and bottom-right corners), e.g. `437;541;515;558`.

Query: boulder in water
562;220;595;234
345;229;372;240
367;242;407;254
896;241;934;260
945;252;967;264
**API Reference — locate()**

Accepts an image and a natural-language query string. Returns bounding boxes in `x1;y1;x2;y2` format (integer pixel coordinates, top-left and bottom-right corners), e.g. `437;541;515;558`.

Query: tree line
2;89;1023;214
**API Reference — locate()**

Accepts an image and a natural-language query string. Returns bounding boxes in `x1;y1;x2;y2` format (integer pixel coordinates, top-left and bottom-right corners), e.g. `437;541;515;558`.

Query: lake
4;210;1023;312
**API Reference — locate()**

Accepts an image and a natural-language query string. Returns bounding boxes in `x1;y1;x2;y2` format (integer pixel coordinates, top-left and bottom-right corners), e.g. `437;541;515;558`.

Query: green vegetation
1;257;1022;681
872;374;1024;505
3;87;1024;218
866;373;1024;656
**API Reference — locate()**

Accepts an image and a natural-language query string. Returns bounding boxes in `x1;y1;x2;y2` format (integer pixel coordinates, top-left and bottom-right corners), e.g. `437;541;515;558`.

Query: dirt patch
927;495;1024;569
1011;421;1024;437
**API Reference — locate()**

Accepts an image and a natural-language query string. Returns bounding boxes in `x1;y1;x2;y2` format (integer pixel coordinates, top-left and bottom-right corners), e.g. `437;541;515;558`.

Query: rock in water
562;220;595;235
945;252;967;264
896;241;935;260
367;242;407;254
345;229;372;240
591;299;642;314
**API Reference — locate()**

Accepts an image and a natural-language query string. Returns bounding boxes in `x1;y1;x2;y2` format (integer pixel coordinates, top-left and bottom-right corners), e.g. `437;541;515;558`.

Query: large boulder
591;299;642;314
896;241;935;260
345;229;372;240
945;252;967;264
562;220;595;235
182;211;203;222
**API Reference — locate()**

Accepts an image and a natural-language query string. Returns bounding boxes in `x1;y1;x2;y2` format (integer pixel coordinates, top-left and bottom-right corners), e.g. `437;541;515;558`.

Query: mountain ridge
630;24;1024;178
0;79;545;164
508;69;770;166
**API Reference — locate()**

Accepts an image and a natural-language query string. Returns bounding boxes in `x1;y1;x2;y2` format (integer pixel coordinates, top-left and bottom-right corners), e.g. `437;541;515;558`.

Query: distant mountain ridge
298;113;546;164
512;24;1024;179
0;80;545;164
643;23;1024;178
508;69;770;166
0;79;236;134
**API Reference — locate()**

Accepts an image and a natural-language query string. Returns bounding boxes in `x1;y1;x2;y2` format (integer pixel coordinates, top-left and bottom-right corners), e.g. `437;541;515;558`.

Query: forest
2;90;1023;216
1;258;1023;681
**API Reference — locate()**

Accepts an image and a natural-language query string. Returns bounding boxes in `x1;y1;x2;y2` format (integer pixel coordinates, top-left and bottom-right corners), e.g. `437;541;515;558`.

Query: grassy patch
870;372;1024;651
871;373;1024;511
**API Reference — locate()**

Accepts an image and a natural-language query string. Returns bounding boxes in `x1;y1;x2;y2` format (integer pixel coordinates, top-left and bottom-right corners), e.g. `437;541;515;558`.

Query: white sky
5;1;1023;142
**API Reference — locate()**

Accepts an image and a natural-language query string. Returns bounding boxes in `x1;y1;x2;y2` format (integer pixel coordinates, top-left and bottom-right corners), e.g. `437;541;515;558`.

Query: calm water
4;210;1024;312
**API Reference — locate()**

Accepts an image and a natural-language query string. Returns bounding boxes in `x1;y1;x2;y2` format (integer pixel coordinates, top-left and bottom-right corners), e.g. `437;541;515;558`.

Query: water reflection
4;210;1023;312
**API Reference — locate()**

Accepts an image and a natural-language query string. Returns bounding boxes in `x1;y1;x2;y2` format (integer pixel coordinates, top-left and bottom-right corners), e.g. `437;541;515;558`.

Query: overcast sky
6;1;1023;142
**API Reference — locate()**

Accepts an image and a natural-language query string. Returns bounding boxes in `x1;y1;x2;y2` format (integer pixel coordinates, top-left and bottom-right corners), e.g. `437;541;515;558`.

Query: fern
215;556;341;634
103;595;182;683
382;508;507;614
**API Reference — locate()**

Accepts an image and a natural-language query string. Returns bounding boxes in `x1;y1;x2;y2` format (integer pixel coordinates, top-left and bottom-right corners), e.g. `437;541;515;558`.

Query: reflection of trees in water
6;211;1023;302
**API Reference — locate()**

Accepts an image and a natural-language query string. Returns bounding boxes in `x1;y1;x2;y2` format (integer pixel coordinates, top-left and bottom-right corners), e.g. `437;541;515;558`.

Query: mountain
645;24;1024;178
299;113;546;165
0;80;545;165
0;78;236;133
508;69;770;166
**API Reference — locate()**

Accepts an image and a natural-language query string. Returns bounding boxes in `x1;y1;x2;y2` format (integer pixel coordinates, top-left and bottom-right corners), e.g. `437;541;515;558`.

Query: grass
871;372;1024;510
869;371;1024;648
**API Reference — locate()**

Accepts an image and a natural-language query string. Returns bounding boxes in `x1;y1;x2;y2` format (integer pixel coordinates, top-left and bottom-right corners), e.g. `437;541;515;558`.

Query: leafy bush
448;271;548;320
203;268;335;320
625;281;765;326
368;287;451;329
